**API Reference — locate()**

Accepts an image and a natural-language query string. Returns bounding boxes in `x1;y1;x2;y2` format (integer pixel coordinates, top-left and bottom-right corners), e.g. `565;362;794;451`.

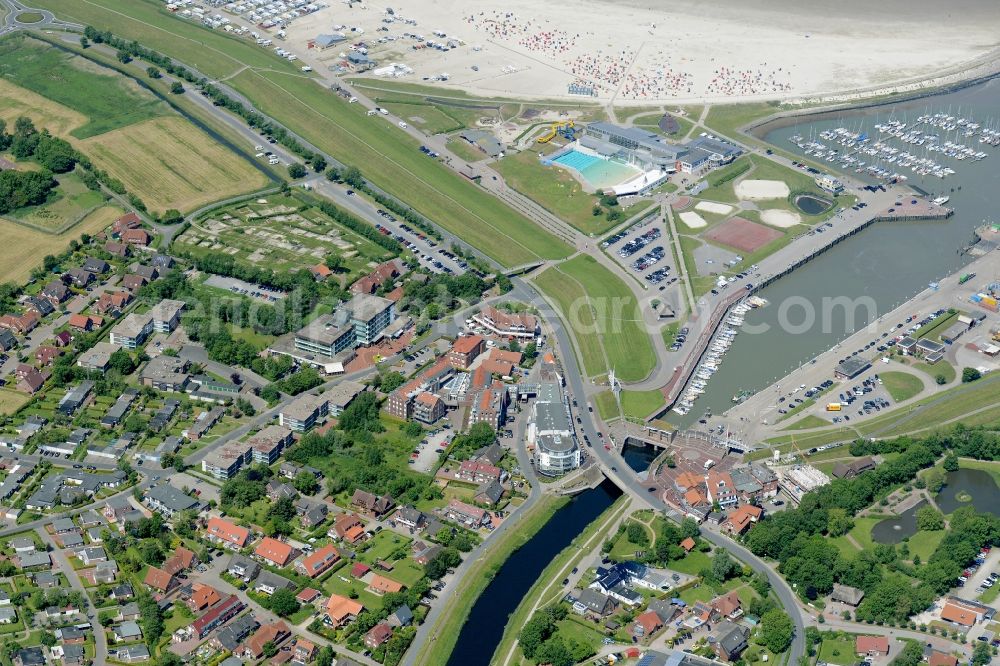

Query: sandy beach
283;0;1000;105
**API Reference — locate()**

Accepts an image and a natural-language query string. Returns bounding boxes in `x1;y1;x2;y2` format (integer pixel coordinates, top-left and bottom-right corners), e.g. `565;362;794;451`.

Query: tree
311;155;327;172
943;453;960;472
287;163;307;179
338;391;385;433
758;610;794;654
80;37;89;48
161;208;183;225
379;370;406;393
891;640;924;666
626;522;649;547
316;647;335;666
34;135;77;173
170;81;185;94
39;631;56;647
963;367;982;383
267;588;301;617
263;641;278;658
827;507;854;537
935;374;947;385
292;470;319;495
711;550;740;582
117;50;132;64
342;165;364;188
146;66;161;78
972;640;992;666
916;506;945;531
926;467;946;492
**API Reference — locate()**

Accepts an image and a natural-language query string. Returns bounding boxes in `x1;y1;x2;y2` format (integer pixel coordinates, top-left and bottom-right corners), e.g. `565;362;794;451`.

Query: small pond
794;194;833;215
871;468;1000;544
935;468;1000;516
871;499;927;544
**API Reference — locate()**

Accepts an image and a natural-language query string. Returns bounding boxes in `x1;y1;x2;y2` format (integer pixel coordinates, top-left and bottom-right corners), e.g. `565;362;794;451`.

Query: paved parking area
412;429;452;473
203;275;286;302
372;207;465;275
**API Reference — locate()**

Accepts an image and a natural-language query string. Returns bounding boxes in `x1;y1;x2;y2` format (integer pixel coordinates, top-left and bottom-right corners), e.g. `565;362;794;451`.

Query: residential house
634;610;664;638
13;647;45;666
143;567;176;593
572;588;617;617
25;297;54;318
367;574;404;596
192;595;245;638
331;513;365;543
325;594;364;627
395;506;425;530
121;229;151;246
474;480;504;506
254;537;295;567
725;504;763;536
240;620;290;660
41;280;70;305
351;489;395;518
711;621;749;661
832;457;877;479
211;615;259;652
83;258;110;274
442;500;490;528
64;268;94;288
227;554;261;582
94;291;132;315
121;274;148;292
831;583;865;606
254;571;296;596
114;621;143;642
205;517;250;549
187;583;222;613
856;636;890;656
104;241;130;258
350;259;404;295
388;605;414;628
364;623;393;650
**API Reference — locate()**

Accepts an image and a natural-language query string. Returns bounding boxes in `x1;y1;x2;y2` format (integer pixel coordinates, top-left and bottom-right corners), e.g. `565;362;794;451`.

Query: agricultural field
534;255;655;382
0;78;86;137
0;204;123;284
178;193;395;280
80;117;269;212
0;35;166;138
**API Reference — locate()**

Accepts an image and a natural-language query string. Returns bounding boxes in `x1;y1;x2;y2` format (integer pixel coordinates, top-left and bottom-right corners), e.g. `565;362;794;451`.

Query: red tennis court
703;216;782;253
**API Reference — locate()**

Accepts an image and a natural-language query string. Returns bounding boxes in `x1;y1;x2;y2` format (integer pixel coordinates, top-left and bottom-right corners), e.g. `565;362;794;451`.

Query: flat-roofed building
77;342;121;372
201;443;252;480
529;383;579;476
110;314;153;349
279;393;328;433
347;293;395;345
139;355;190;391
148;299;185;333
472;306;538;340
294;313;355;359
320;380;365;417
248;425;293;464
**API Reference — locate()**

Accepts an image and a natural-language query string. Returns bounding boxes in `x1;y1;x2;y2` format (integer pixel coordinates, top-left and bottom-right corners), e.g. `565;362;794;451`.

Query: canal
674;77;1000;427
448;480;622;666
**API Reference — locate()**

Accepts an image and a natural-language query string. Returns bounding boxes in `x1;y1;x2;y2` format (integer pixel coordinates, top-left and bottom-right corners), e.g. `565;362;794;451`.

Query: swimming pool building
581;122;742;174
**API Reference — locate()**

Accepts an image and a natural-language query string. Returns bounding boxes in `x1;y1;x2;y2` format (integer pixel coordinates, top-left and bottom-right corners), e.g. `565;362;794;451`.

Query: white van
378;107;389;115
398;121;408;129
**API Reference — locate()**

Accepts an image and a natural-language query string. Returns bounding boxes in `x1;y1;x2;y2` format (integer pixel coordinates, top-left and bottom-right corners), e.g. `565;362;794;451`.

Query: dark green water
675;78;1000;427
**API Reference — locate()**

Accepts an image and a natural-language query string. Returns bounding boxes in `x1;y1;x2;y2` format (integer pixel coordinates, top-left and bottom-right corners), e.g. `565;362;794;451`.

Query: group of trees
447;422;496;460
314;199;401;254
260;366;324;403
402;271;489;321
518;605;595;666
744;425;1000;623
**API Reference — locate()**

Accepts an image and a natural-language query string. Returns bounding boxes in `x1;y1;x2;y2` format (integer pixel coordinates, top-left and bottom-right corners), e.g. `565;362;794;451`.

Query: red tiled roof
856;636;889;654
254;537;294;567
143;566;174;592
206;517;250;548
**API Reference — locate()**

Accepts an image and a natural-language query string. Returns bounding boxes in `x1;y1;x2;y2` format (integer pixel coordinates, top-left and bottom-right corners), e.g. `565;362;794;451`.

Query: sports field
535;255;656;382
80;117;269;212
0;204;123;284
0;35;166;138
29;0;572;267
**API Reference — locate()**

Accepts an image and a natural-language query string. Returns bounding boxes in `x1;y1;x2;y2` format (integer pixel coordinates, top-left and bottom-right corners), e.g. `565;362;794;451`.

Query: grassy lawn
913;310;958;341
782;414;830;431
412;494;568;666
553;617;604;653
912;359;956;385
534;254;655;382
0;34;166;138
379;101;463;134
829;535;860;559
846;516;882;551
0;389;30;416
8;169;104;232
818;636;858;666
594;389;664;421
880;371;924;402
445;136;485;163
495;150;618;236
670;549;712;576
677;583;714;605
608;521;654;561
904;529;945;561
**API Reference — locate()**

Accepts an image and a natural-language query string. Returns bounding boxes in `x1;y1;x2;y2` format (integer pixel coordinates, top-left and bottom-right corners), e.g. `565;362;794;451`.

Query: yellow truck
826;403;842;412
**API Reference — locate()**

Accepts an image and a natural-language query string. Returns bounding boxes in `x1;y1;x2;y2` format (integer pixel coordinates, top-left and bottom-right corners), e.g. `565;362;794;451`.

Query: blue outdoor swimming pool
550;149;639;190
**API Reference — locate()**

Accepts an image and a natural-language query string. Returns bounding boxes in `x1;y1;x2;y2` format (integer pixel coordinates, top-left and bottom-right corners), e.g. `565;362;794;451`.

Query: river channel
674;77;1000;428
448;480;623;666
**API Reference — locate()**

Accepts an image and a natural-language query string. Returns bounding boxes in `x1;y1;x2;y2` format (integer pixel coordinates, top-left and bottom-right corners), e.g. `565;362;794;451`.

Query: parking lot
603;218;680;291
410;429;453;473
203;275;287;303
372;206;466;275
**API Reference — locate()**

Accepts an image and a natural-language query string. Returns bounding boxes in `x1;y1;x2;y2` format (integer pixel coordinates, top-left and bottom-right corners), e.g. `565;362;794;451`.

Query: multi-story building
248;425;293;464
529;383;580;476
294;314;355;359
148;299;185;333
411;392;446;424
279;394;328;433
201;443;252;480
472;306;538;340
348;293;395;346
109;314;153;349
447;335;485;369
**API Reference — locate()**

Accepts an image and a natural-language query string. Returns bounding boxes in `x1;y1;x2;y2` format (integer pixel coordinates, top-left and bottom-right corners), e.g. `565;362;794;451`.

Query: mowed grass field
495;149;619;236
535;254;655;382
0;35;165;138
30;0;572;267
0;204;123;284
80;117;268;212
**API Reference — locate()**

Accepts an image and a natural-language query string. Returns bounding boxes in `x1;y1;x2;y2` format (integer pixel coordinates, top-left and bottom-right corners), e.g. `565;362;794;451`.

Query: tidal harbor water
447;480;622;666
674;77;1000;428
